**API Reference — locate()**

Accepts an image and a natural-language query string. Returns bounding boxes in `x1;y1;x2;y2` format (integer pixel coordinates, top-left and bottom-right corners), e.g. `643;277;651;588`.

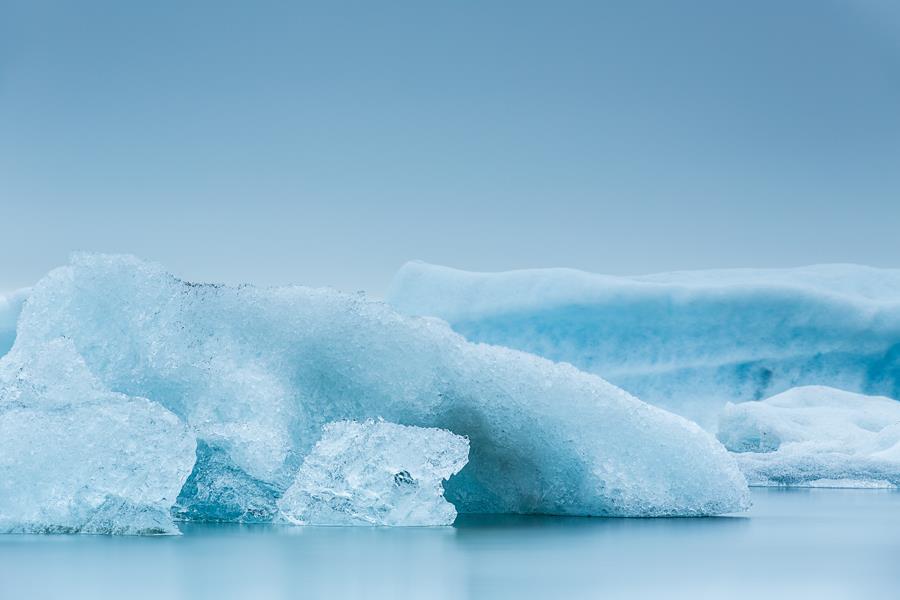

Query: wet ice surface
1;489;897;600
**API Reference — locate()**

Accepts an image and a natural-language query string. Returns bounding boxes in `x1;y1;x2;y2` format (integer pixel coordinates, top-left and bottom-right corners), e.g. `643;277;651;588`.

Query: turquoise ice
389;261;900;429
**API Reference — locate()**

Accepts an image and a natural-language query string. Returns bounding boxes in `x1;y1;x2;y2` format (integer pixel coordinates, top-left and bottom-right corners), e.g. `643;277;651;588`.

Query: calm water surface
1;489;898;599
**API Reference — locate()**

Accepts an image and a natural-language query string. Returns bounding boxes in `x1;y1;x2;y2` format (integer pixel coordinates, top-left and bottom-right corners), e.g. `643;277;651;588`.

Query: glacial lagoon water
1;489;898;600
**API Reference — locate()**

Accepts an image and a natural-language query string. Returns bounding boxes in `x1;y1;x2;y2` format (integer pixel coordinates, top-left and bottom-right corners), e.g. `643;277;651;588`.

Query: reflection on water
1;489;898;599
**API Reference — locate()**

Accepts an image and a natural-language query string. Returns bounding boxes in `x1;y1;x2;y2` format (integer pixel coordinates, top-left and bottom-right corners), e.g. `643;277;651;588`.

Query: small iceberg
278;420;469;526
718;386;900;487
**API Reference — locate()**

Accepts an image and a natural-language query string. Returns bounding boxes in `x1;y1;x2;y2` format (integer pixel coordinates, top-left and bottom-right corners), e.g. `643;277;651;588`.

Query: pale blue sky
2;1;899;294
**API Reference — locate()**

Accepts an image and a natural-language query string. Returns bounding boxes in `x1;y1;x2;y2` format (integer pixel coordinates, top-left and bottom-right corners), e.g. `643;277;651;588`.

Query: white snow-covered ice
0;339;196;534
718;386;900;487
278;420;469;526
2;253;749;525
389;261;900;428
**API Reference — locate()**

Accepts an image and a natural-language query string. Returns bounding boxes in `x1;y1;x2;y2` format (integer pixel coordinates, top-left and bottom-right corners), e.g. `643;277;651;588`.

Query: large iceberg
4;253;749;519
278;420;469;526
718;386;900;487
389;261;900;428
0;339;196;534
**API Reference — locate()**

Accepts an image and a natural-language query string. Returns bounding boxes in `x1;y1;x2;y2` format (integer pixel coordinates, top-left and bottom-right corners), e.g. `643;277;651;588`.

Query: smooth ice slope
0;339;196;534
0;288;27;357
718;386;900;487
389;262;900;428
278;420;469;526
9;253;749;518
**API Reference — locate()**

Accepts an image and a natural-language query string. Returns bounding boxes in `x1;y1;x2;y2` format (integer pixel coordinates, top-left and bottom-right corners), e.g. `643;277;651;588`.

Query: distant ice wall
388;262;900;429
0;289;28;357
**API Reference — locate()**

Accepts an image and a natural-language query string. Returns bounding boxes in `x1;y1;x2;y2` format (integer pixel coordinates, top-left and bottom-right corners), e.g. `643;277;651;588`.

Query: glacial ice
718;386;900;487
388;261;900;429
0;339;196;534
278;420;469;526
6;253;749;519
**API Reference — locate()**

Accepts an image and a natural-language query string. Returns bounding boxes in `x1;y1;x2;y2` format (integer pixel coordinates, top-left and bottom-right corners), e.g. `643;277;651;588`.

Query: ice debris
4;253;749;521
278;420;469;526
388;261;900;429
718;386;900;487
0;339;196;534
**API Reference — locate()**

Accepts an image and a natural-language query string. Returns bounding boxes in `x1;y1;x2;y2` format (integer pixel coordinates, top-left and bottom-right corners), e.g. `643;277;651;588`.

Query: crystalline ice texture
0;339;196;534
278;420;469;526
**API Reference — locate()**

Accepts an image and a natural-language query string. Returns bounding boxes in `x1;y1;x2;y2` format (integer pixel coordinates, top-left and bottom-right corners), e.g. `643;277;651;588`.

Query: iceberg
6;253;749;519
718;386;900;487
0;339;196;534
388;261;900;429
278;420;469;526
